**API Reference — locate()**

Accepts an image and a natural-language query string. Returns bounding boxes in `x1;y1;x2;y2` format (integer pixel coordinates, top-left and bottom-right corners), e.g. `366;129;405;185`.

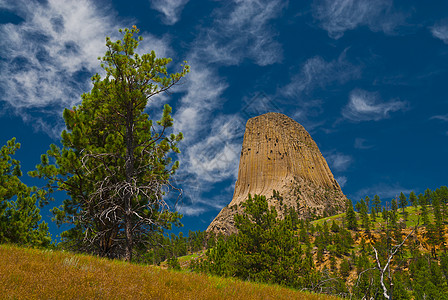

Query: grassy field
0;244;340;300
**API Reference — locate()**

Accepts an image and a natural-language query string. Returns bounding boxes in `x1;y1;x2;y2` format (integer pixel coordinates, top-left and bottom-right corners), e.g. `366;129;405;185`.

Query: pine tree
399;192;408;214
30;27;189;261
409;191;418;208
373;195;381;216
0;138;51;247
432;195;444;249
231;194;304;288
382;206;388;221
365;196;370;214
424;188;433;205
392;198;398;213
331;220;340;233
418;194;430;226
345;199;357;230
359;198;370;232
371;209;376;223
339;258;351;279
437;186;448;220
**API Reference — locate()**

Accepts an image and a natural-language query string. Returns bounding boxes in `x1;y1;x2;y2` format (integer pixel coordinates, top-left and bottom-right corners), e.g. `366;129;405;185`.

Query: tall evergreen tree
391;198;398;214
418;194;430;226
424;188;433;205
382;206;388;221
435;186;448;221
200;194;306;288
373;194;382;216
345;199;357;230
359;198;370;232
399;192;408;214
30;27;189;261
409;191;418;208
432;195;444;249
365;196;370;214
0;138;51;247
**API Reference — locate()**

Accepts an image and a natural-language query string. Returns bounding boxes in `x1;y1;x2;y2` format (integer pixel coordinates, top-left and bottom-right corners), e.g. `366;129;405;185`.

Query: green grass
312;213;345;227
311;205;430;230
0;244;340;300
177;251;204;263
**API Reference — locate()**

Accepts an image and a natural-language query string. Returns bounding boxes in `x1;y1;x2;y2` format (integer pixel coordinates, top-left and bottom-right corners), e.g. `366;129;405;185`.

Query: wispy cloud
354;138;374;149
430;114;448;122
173;63;228;141
280;50;360;130
431;21;448;44
283;50;360;97
312;0;405;39
0;0;13;9
342;89;406;122
430;114;448;137
0;0;113;109
176;187;234;217
326;152;353;172
352;183;413;201
150;0;189;25
192;0;286;66
0;0;172;137
336;176;347;188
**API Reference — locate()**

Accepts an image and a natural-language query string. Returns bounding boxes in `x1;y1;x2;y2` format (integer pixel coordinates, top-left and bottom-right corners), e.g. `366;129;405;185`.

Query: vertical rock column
207;112;346;235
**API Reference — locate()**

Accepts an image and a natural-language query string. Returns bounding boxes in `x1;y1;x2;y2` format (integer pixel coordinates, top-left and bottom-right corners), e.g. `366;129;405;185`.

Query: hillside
185;188;448;299
0;244;339;300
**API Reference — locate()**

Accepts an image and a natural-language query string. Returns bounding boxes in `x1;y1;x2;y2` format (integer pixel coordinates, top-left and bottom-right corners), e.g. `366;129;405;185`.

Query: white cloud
283;51;360;97
150;0;189;25
0;0;112;109
326;152;353;172
312;0;404;39
177;206;206;217
336;176;347;188
173;62;228;140
431;23;448;44
280;51;360;131
175;103;243;186
0;0;13;9
0;0;172;136
138;33;172;60
192;0;286;66
353;183;412;201
430;114;448;122
176;190;234;216
354;138;373;149
342;89;406;122
189;141;240;183
431;114;448;137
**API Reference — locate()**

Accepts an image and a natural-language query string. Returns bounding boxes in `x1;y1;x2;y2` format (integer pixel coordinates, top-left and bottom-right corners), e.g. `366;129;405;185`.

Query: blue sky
1;0;448;236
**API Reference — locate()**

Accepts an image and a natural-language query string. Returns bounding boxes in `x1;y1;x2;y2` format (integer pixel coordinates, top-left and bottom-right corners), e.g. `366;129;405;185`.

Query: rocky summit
207;112;346;235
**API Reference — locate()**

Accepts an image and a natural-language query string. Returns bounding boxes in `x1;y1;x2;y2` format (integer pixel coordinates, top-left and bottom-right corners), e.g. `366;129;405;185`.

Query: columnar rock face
207;112;346;235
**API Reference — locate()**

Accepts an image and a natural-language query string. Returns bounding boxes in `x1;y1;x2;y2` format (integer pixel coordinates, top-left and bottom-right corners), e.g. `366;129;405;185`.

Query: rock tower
207;112;346;235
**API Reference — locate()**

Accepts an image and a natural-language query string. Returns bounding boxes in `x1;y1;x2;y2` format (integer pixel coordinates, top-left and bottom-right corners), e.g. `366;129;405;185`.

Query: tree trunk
124;205;132;262
124;104;134;262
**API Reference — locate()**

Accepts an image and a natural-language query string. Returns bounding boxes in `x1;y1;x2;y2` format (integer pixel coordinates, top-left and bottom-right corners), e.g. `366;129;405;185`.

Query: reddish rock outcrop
207;112;346;235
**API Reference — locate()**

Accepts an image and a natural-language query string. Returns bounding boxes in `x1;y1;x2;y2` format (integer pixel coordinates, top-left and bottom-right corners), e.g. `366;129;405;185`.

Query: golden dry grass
0;244;339;300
